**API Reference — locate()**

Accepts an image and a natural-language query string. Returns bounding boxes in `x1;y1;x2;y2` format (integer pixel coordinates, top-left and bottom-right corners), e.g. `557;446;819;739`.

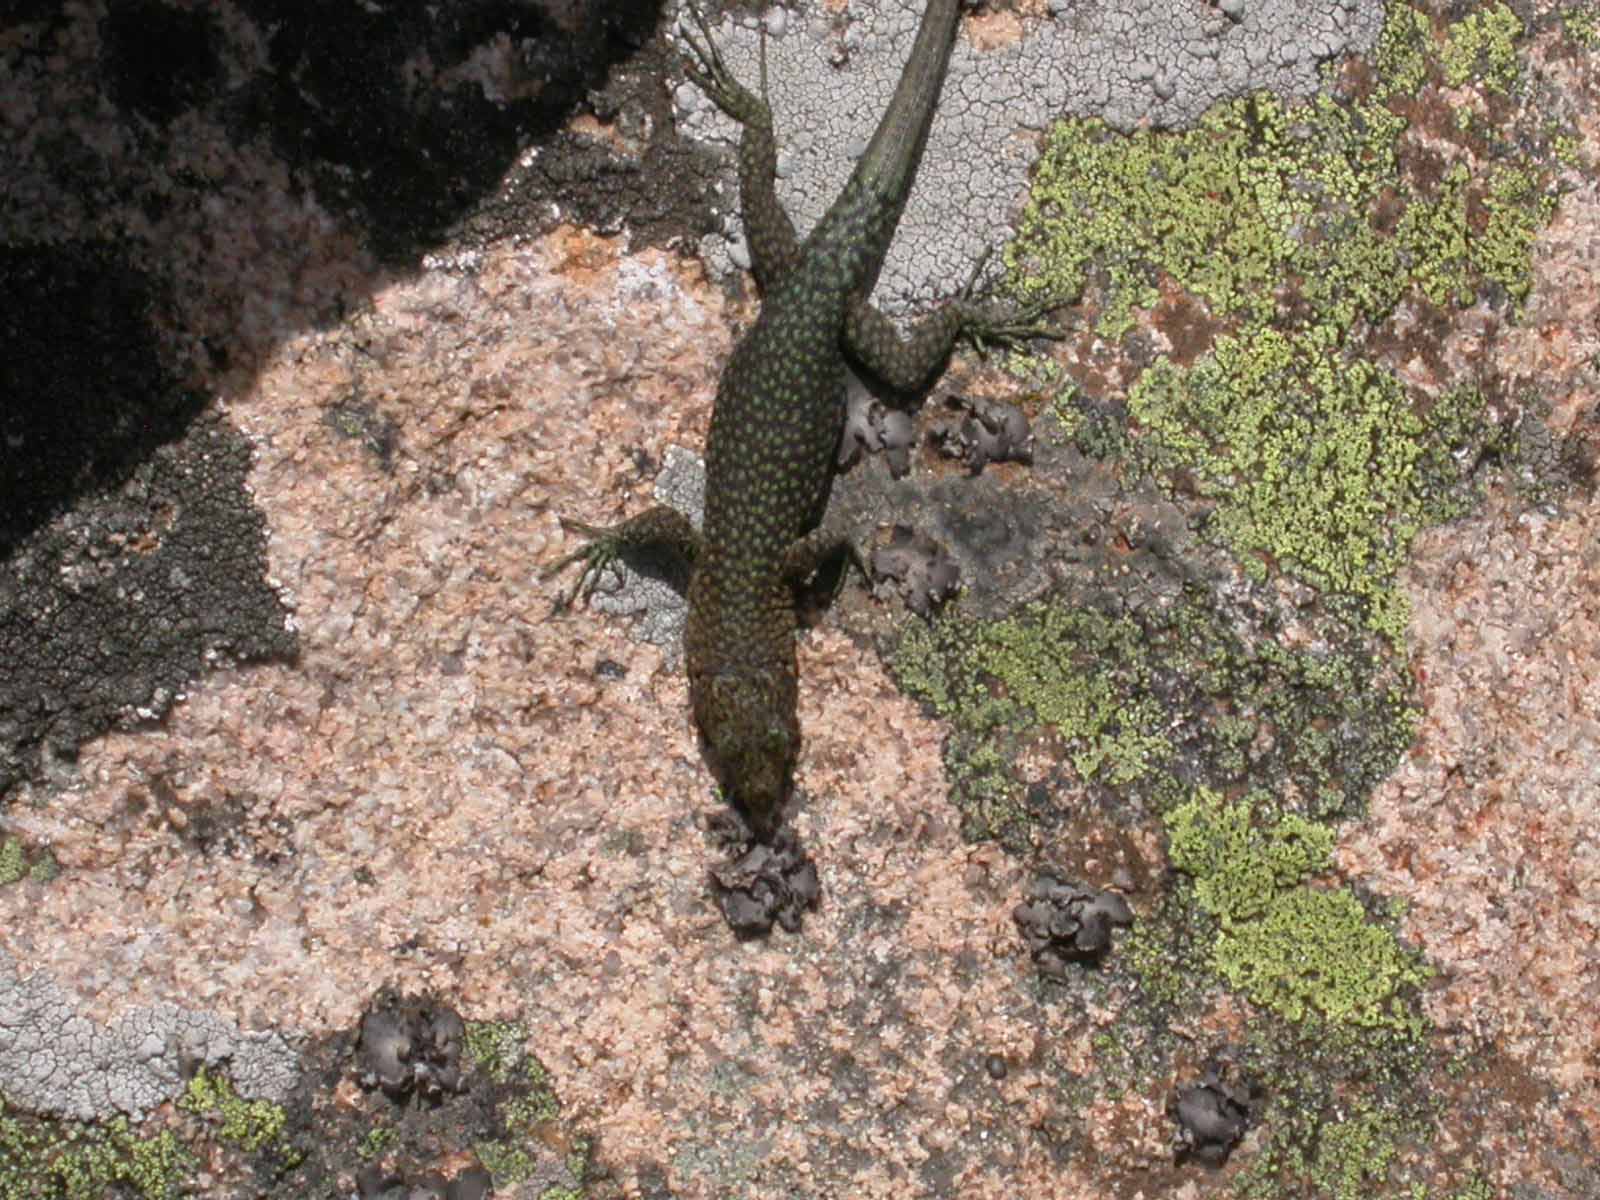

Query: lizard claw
679;3;772;128
956;245;1069;354
543;517;625;612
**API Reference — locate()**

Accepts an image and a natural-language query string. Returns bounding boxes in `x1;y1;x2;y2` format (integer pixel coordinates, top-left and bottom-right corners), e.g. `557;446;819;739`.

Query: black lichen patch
838;386;918;478
0;390;295;798
1170;1058;1257;1168
929;393;1035;475
195;1006;599;1197
870;525;961;618
708;828;821;937
356;1162;491;1200
358;997;468;1105
1013;872;1134;978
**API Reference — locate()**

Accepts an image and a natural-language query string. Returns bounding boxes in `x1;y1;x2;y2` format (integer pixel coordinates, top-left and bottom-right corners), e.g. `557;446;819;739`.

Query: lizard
548;0;1056;847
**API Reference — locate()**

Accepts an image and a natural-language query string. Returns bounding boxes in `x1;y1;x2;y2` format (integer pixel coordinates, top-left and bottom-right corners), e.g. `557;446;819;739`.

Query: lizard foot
955;246;1070;355
541;517;628;612
543;505;700;613
679;3;773;129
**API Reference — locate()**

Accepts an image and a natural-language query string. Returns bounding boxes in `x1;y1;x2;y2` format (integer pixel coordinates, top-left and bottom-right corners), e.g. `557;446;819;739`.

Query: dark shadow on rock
0;244;205;556
2;0;702;799
230;0;666;261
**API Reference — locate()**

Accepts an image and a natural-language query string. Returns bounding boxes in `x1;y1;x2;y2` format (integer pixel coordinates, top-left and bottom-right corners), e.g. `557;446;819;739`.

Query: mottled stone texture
3;2;1599;1198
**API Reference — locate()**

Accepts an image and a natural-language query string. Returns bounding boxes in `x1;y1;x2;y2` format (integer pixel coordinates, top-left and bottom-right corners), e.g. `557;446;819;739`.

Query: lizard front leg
780;523;871;603
543;505;701;611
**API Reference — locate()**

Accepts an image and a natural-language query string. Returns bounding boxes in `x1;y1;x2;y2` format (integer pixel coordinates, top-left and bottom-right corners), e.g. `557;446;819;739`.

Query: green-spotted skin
558;0;992;840
686;0;965;839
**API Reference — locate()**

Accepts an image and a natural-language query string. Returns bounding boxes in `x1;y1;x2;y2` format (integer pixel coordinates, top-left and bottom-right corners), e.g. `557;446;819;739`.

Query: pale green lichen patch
1164;791;1335;925
1375;3;1434;99
893;593;1415;845
1401;162;1557;314
1214;887;1429;1030
892;603;1178;844
178;1068;291;1157
1231;1079;1427;1200
1006;2;1558;646
0;836;55;885
0;1103;190;1200
1165;789;1429;1032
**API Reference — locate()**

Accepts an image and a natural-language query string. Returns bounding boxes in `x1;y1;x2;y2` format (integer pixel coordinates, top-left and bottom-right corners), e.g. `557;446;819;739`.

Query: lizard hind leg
679;4;770;129
679;4;802;287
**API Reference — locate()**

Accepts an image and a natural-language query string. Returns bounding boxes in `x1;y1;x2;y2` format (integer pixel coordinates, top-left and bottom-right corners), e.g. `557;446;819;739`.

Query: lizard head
690;663;799;842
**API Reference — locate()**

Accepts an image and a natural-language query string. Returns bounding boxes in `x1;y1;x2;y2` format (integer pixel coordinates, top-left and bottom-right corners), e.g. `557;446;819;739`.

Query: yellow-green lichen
1214;887;1429;1030
1442;2;1523;93
1008;90;1406;339
1165;791;1334;924
1165;789;1429;1031
1007;3;1556;647
978;607;1172;786
1131;325;1439;643
1400;161;1556;315
1447;1174;1497;1200
1565;6;1600;49
464;1020;528;1084
466;1036;587;1193
1045;383;1085;442
0;1104;191;1200
1476;165;1559;308
1375;2;1433;99
1233;1090;1418;1200
893;605;1179;842
0;839;23;887
1309;1104;1402;1200
501;1057;562;1128
1552;132;1581;169
178;1069;289;1156
894;594;1417;845
357;1123;400;1160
